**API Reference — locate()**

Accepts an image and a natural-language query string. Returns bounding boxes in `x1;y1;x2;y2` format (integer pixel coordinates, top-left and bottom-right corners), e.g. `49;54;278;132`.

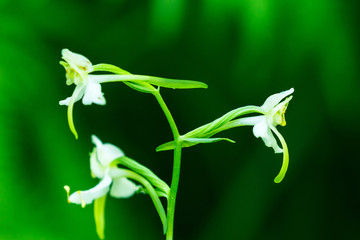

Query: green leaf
123;81;157;94
156;141;176;152
93;64;207;90
93;64;157;93
185;137;235;144
141;76;208;89
156;137;235;151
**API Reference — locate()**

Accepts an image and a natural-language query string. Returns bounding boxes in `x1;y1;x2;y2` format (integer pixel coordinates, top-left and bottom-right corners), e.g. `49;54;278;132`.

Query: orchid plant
60;49;294;239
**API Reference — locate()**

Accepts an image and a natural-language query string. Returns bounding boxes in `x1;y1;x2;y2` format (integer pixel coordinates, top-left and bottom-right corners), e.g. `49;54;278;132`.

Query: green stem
153;90;180;139
165;140;183;240
152;90;183;240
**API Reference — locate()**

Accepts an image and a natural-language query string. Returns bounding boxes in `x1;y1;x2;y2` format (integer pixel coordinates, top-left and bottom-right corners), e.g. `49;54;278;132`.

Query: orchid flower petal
90;149;106;179
253;117;283;153
82;81;106;105
110;178;139;198
62;49;93;74
59;97;71;106
68;174;112;207
92;135;125;167
59;85;85;106
261;88;294;112
91;135;104;148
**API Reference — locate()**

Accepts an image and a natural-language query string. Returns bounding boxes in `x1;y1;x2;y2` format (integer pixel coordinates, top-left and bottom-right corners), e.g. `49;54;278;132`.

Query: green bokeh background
1;0;359;239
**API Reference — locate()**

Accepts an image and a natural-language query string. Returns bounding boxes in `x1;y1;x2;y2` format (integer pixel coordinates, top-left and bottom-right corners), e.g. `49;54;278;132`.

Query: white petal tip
59;98;70;106
62;48;70;55
91;135;102;146
274;149;284;154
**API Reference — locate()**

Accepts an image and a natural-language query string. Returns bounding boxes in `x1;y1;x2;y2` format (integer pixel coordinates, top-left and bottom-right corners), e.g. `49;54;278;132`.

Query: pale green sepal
93;63;130;75
112;156;170;195
94;194;107;240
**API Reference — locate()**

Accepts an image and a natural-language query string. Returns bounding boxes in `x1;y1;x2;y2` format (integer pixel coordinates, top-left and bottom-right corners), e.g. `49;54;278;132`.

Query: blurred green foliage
1;0;359;239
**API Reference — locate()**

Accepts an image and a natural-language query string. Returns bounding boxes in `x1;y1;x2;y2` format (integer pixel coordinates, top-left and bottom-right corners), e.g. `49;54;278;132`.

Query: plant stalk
153;90;183;240
165;140;182;240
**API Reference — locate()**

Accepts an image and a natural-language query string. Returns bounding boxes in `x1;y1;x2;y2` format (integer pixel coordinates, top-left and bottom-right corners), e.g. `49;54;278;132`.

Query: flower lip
66;174;112;207
269;95;293;127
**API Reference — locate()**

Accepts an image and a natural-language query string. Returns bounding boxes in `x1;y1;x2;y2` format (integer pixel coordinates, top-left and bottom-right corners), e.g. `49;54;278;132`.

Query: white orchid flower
64;135;168;239
64;135;139;208
253;88;294;152
246;88;294;183
59;49;208;139
59;49;106;139
64;135;139;239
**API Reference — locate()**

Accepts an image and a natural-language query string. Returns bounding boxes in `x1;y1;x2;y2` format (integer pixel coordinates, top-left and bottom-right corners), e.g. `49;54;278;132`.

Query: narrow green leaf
156;137;235;151
93;64;157;93
156;141;176;152
142;76;208;89
185;137;235;144
124;81;157;94
93;64;207;90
